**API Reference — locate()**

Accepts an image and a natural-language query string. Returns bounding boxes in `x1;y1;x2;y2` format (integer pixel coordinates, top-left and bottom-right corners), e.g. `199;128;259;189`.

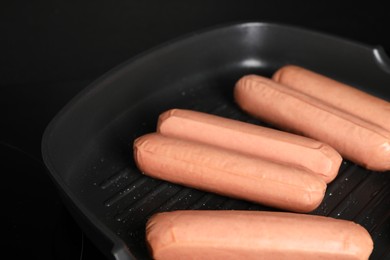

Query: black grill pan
42;22;390;260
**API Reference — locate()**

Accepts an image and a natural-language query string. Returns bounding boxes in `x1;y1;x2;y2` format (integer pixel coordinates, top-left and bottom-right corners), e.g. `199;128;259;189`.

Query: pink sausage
146;210;373;260
234;74;390;171
273;65;390;132
157;108;341;183
134;133;326;212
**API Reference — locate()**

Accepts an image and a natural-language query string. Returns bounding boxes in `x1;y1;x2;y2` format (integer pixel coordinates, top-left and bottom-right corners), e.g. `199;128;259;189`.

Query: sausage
157;108;342;183
146;210;373;260
273;65;390;132
234;75;390;171
134;133;326;212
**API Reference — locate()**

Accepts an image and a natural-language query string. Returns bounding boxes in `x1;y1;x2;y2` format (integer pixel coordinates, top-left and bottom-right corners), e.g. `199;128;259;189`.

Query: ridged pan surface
42;22;390;260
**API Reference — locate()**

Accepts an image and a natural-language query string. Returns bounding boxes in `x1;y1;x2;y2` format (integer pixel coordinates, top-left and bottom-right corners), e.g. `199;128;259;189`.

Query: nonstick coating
42;22;390;260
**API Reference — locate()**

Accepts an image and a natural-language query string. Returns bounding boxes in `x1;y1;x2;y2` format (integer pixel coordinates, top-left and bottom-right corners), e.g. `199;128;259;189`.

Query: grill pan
42;22;390;260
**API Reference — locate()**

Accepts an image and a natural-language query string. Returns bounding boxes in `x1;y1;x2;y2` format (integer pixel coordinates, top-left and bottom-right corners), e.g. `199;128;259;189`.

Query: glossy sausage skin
146;210;373;260
134;133;326;212
234;75;390;171
273;65;390;132
157;109;342;183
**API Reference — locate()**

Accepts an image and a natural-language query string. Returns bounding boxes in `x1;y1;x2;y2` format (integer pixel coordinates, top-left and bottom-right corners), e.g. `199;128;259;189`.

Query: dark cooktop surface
1;142;106;259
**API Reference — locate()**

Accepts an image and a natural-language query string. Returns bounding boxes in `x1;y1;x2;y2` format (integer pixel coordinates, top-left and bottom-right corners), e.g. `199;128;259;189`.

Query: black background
1;1;389;259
